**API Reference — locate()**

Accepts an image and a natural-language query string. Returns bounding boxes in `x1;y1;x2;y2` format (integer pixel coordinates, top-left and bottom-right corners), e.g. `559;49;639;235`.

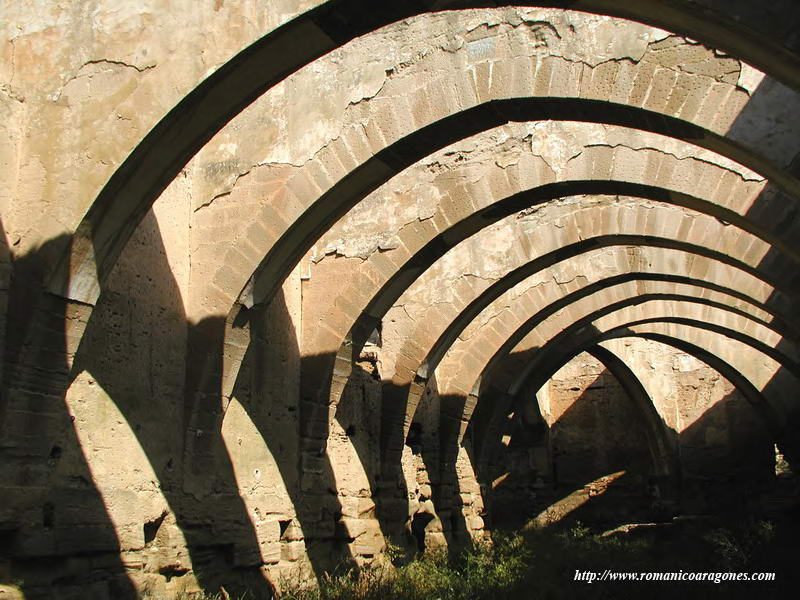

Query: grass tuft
139;516;795;599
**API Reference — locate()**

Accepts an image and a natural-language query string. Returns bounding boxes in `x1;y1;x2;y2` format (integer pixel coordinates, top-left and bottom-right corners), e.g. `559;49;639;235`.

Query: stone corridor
2;1;800;597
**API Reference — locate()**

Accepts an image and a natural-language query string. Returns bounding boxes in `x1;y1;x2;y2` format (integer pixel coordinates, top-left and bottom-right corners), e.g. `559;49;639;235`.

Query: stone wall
2;2;799;598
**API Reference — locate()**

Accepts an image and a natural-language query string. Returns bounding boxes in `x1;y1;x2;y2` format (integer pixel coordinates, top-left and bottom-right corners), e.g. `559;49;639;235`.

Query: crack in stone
193;168;252;212
390;303;416;324
347;69;390;107
0;82;25;103
578;142;765;182
8;36;19;89
195;23;757;254
198;115;362;217
462;272;498;283
82;58;157;73
51;58;157;102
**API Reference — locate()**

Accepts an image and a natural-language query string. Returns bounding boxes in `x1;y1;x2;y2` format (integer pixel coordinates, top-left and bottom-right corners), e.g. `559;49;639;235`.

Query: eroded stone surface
3;2;800;597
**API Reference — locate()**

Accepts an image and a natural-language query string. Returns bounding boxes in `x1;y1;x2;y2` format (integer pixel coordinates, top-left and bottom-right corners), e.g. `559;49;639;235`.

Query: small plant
704;527;748;569
564;521;591;540
276;534;532;600
138;516;791;600
139;586;239;600
704;518;776;570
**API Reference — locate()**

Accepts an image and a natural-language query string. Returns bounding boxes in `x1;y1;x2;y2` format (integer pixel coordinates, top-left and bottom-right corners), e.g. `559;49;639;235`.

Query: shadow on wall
327;356;477;563
484;361;779;531
1;227;139;598
487;367;658;530
333;358;415;560
1;211;452;598
413;377;475;552
230;313;360;581
427;392;483;549
325;350;482;562
0;217;9;397
75;209;275;598
562;382;777;527
4;23;800;600
0;217;9;429
0;213;283;598
731;68;800;470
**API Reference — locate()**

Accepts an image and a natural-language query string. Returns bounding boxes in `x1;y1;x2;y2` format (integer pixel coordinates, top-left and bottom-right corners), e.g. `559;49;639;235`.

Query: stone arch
469;308;800;470
48;8;800;306
444;306;792;533
445;296;799;467
585;344;679;478
298;120;787;391
80;33;800;490
227;98;798;318
370;203;796;467
385;205;794;389
506;303;800;400
449;287;799;433
8;2;800;595
439;284;794;405
478;330;783;519
34;16;794;496
517;325;794;456
181;125;799;477
480;341;681;482
439;256;800;462
286;122;795;411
